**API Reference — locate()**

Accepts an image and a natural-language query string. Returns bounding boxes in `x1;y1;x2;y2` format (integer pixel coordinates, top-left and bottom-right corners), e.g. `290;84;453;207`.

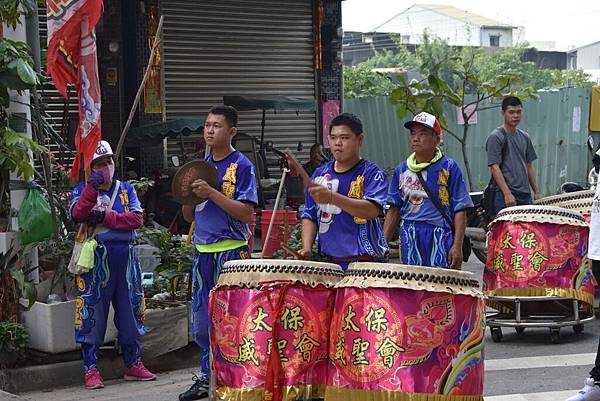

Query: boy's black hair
501;96;522;111
329;113;364;136
208;105;238;127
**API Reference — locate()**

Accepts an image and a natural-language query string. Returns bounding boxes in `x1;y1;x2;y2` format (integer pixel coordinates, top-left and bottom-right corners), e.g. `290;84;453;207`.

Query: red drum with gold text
326;263;485;401
484;205;594;306
209;259;343;401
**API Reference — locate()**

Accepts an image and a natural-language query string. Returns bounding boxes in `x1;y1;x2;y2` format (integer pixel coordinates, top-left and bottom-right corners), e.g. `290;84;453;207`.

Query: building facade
567;41;600;84
373;4;515;48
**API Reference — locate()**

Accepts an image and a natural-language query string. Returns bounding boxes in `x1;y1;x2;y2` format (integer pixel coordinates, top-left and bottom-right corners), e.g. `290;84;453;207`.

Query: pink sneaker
124;362;157;381
84;368;104;389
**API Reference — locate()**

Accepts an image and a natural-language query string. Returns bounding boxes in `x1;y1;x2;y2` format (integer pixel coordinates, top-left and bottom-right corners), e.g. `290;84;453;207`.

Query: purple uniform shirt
193;150;258;245
302;159;389;259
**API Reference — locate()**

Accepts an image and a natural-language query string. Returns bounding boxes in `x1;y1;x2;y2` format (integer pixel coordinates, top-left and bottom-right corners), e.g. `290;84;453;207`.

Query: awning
126;118;204;146
223;95;315;112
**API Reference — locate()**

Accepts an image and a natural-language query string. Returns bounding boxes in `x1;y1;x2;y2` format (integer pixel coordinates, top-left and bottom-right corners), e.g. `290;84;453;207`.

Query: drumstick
284;150;313;186
262;168;289;258
280;243;301;259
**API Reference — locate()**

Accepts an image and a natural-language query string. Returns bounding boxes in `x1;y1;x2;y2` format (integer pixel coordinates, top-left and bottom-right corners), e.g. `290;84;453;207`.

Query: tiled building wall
320;0;343;103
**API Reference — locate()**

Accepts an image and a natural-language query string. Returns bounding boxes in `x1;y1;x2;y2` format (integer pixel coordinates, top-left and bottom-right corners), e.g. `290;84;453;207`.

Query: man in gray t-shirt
485;96;540;215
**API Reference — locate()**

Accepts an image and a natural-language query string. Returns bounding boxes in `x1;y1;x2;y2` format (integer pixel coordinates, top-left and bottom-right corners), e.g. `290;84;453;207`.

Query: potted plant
137;228;194;353
0;321;29;368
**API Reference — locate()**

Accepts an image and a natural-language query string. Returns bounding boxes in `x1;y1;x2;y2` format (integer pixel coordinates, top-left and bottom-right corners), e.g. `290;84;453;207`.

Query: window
489;35;500;47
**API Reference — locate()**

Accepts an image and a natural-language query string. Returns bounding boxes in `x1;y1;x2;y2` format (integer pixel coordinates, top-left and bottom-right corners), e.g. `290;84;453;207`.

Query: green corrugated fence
344;87;594;195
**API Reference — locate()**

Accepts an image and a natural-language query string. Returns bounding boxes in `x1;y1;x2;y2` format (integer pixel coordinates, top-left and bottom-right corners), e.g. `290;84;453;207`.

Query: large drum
326;263;485;401
484;205;594;307
209;259;344;401
536;190;594;223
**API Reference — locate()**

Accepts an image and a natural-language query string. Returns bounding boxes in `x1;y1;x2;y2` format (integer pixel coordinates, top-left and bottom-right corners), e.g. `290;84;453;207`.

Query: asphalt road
15;255;599;401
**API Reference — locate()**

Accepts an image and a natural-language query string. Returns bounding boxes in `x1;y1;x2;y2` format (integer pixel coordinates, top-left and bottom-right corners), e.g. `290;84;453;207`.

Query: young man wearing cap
70;140;156;389
384;112;473;269
178;105;258;401
299;112;389;270
486;96;540;215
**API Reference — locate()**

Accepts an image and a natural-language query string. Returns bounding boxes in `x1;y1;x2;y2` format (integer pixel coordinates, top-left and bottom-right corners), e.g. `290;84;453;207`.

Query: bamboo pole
114;15;164;159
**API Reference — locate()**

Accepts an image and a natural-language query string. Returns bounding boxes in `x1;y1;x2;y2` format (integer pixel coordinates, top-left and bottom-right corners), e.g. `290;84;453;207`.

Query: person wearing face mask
70;140;156;390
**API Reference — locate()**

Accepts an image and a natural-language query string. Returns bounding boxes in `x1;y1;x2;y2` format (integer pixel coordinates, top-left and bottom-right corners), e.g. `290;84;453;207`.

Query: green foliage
130;177;155;198
138;228;194;300
343;64;395;98
346;33;594;99
0;7;46;210
0;0;33;30
0;243;37;309
0;321;29;367
362;47;419;71
477;44;593;90
0;126;47;182
389;38;540;187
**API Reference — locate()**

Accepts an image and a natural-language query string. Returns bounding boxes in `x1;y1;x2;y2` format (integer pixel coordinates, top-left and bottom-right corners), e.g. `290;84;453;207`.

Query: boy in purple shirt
179;106;258;401
300;113;389;270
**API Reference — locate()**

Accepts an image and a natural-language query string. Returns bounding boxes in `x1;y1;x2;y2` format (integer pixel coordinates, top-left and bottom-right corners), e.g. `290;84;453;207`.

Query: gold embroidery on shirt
348;175;367;224
223;163;238;184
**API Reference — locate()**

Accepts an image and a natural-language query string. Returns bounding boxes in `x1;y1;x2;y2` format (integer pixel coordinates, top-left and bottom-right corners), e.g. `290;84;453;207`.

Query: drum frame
486;296;595;344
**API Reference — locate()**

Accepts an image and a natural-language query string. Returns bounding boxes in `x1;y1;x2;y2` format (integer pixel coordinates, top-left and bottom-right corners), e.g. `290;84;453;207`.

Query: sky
342;0;600;50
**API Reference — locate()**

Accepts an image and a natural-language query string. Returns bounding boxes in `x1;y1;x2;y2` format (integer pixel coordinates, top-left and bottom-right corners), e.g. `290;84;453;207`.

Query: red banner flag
46;0;104;181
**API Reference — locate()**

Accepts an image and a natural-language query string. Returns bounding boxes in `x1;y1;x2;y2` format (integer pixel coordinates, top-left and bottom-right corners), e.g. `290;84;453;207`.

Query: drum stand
486;296;595;344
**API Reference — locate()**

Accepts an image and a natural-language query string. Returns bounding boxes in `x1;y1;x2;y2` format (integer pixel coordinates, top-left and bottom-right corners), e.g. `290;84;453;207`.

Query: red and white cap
404;112;442;136
92;140;114;163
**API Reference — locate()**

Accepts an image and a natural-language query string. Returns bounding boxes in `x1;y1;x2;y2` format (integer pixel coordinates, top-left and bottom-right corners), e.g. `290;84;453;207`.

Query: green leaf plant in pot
0;320;29;368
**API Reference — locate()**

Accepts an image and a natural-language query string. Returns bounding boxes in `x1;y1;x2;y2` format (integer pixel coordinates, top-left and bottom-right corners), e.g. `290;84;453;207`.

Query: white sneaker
566;378;600;401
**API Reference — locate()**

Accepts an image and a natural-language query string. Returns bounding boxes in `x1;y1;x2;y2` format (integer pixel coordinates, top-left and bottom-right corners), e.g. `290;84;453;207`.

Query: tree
343;64;395;98
476;44;593;90
390;45;538;188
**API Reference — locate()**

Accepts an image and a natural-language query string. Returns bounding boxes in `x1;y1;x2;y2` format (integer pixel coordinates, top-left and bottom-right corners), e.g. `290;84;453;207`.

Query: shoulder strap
415;170;455;231
108;180;120;210
89;180;121;238
489;131;509;186
499;131;509;167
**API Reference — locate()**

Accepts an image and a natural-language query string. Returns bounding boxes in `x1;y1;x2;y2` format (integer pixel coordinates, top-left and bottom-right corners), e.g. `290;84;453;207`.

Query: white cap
404;112;442;136
92;140;114;163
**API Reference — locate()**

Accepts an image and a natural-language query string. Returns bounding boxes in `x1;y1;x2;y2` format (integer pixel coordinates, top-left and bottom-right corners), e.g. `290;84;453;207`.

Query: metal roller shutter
161;0;317;174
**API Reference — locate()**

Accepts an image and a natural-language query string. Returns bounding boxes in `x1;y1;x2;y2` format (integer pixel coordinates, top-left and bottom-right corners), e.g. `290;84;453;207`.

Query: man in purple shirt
300;113;389;270
384;112;472;269
179;105;258;401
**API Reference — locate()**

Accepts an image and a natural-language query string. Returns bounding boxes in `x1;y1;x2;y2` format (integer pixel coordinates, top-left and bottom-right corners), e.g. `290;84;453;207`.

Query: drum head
217;259;344;289
337;262;482;297
171;160;218;205
536;190;594;207
493;205;588;227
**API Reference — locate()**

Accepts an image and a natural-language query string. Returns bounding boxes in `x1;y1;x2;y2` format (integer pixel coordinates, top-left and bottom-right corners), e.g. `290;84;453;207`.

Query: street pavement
14;255;600;401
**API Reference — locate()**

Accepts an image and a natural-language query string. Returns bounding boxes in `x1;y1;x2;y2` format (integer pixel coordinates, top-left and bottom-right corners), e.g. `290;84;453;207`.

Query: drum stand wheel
491;327;503;342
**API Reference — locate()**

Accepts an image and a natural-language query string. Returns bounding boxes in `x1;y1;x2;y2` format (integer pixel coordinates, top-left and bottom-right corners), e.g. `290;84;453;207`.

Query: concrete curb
0;390;23;400
0;343;200;394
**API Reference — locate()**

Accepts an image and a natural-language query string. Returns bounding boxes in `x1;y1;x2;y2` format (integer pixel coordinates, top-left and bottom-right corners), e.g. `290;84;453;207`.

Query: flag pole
114;15;164;160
